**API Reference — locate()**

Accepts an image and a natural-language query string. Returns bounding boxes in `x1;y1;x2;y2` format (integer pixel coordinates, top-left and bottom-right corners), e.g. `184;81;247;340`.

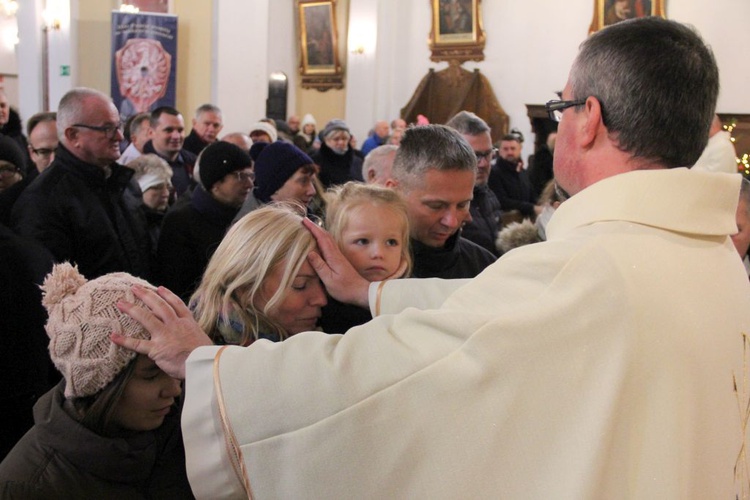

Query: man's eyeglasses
30;146;56;158
545;99;586;122
72;122;123;139
475;148;498;162
233;171;255;182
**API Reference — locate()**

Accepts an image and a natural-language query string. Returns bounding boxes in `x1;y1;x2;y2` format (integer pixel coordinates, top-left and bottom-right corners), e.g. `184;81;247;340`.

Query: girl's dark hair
69;358;138;436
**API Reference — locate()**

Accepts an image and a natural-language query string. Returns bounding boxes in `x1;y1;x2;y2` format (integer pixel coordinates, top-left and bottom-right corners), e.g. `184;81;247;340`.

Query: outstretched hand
111;285;213;380
303;218;371;308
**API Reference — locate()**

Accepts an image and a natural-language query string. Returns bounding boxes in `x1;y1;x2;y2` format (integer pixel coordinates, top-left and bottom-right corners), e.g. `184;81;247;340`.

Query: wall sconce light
43;0;68;31
348;20;376;57
0;0;18;18
42;13;61;31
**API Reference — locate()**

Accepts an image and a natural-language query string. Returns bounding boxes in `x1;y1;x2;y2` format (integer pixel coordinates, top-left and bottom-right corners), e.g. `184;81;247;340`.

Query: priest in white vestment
114;18;750;499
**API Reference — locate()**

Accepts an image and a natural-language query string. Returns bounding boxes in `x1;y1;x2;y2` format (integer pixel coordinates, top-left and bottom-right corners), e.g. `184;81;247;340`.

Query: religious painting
123;0;170;13
429;0;486;63
589;0;666;33
298;0;343;91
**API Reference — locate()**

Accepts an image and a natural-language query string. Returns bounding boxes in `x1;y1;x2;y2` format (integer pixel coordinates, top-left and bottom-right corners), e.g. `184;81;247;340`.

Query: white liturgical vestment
182;168;750;499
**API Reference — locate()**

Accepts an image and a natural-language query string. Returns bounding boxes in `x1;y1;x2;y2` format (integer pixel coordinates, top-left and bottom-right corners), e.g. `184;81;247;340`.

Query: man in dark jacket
156;141;253;302
446;111;503;256
488;134;542;219
386;125;496;278
11;87;148;280
183;104;223;156
0;91;30;171
142;106;197;197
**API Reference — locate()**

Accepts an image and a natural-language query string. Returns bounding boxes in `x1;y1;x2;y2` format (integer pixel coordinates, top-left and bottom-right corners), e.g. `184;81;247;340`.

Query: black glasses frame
475;147;498;162
30;146;56;158
72;123;123;139
545;99;587;122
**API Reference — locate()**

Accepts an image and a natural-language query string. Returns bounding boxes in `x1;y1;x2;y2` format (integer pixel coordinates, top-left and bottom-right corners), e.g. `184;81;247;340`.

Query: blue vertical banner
111;11;178;122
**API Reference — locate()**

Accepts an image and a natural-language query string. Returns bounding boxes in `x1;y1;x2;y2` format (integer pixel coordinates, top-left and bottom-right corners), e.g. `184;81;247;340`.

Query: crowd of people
0;16;748;499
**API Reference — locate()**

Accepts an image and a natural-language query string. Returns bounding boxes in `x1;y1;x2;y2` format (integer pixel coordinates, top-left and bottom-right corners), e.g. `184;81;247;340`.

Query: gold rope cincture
375;280;387;317
214;346;254;499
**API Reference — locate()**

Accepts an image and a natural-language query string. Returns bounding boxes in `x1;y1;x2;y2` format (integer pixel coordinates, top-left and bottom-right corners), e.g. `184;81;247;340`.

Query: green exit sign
60;65;70;76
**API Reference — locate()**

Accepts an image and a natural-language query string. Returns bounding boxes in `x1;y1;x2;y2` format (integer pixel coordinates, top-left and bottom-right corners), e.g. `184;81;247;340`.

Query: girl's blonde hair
325;182;411;277
191;204;317;345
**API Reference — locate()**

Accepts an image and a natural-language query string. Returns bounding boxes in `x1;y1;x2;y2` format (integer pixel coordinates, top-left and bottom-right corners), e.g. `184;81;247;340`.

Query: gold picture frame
297;0;343;91
429;0;486;63
589;0;666;34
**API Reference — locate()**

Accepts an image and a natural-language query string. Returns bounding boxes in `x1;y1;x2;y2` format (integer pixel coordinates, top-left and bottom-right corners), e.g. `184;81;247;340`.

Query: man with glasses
0;113;57;225
156;141;253;302
12;87;148;280
26;112;57;175
116;19;748;498
446;110;503;256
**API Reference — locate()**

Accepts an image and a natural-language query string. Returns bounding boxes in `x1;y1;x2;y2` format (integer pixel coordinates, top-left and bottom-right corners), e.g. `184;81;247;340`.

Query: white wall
345;0;750;160
214;0;270;134
14;0;72;119
268;0;297;120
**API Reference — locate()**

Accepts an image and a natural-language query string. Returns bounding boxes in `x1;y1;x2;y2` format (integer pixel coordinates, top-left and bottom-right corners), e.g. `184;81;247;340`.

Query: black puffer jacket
0;382;193;499
11;145;149;280
411;232;497;279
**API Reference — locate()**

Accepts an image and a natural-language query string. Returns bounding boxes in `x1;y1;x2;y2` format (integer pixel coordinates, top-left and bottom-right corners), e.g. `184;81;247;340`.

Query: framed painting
297;0;343;91
589;0;666;33
122;0;170;13
429;0;486;63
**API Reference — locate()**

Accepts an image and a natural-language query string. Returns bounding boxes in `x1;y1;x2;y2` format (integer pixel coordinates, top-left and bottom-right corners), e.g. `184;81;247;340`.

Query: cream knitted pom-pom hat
41;263;156;399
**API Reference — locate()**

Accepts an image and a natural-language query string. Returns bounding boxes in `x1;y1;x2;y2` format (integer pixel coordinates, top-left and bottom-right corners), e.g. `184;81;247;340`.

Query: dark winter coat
156;185;239;302
11;145;149;280
0;382;193;499
142;141;197;197
311;142;364;188
462;183;503;256
182;129;210;156
411;232;496;279
488;158;538;218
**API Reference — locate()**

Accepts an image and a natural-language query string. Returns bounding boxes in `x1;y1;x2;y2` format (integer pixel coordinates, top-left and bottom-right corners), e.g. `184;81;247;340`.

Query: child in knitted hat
0;263;192;498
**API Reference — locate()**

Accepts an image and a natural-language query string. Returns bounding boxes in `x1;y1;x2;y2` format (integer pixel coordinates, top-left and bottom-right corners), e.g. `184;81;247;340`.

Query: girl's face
254;256;327;335
111;354;182;432
303;123;315;135
340;204;405;282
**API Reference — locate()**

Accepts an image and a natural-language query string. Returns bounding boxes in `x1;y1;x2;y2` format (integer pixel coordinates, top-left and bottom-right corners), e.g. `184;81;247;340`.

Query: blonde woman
191;204;327;346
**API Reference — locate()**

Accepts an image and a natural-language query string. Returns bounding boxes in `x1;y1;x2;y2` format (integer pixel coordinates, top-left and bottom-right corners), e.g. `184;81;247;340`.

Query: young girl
320;181;411;333
0;263;192;498
191;204;328;346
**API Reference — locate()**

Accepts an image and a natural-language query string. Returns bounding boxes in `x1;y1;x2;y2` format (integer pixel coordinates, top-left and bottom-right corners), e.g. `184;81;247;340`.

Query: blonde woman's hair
325;182;411;277
191;204;316;345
